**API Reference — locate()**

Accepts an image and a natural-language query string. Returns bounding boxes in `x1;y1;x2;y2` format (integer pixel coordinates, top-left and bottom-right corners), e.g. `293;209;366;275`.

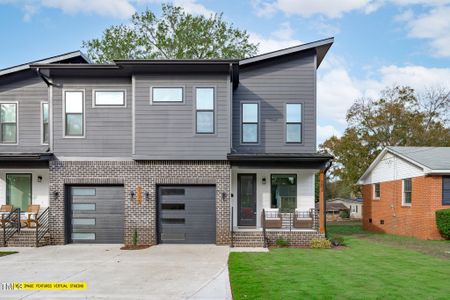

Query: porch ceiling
0;153;53;161
227;153;333;169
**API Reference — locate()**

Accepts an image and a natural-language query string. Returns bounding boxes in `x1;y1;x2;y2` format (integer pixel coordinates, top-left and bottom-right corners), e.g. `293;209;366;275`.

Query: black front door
237;174;257;226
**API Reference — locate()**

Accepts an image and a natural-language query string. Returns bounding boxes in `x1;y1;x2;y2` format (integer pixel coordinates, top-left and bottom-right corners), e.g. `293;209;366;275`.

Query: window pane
1;104;16;122
404;179;412;192
72;233;95;240
404;192;411;204
153;87;183;102
66;114;83;136
286;124;301;143
243;123;257;143
72;204;96;211
95;91;125;106
286;104;302;122
271;175;297;212
6;174;32;211
196;88;214;109
42;103;49;123
72;188;96;196
197;111;214;133
72;218;96;225
65;92;83;113
2;123;17;143
242;103;258;122
43;123;49;144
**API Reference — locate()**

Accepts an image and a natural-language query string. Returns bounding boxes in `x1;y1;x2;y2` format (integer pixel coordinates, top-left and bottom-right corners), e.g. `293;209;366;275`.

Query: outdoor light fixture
145;192;150;201
222;192;226;201
262;176;267;184
53;191;59;198
37;176;43;183
130;191;135;199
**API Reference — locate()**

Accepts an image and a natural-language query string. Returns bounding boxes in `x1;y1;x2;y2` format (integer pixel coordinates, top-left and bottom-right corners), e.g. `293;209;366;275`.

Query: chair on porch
263;208;282;229
0;204;14;228
20;204;40;228
293;208;314;229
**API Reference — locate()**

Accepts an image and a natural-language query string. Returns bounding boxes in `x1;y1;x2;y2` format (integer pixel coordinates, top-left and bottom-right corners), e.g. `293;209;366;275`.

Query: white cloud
317;124;342;145
135;0;215;16
250;22;302;54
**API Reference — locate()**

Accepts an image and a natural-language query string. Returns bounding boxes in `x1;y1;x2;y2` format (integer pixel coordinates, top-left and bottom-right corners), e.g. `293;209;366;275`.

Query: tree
320;86;450;194
82;4;258;63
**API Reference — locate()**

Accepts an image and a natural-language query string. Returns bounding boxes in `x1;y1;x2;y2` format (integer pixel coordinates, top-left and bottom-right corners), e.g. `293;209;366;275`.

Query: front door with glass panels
237;174;257;226
6;174;32;211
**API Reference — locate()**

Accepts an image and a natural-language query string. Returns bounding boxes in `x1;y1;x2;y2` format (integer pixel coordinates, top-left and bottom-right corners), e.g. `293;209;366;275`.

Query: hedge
435;208;450;240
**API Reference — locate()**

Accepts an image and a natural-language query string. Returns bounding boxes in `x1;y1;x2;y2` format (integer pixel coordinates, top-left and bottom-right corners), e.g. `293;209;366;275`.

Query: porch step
281;213;293;229
0;229;51;247
232;231;265;247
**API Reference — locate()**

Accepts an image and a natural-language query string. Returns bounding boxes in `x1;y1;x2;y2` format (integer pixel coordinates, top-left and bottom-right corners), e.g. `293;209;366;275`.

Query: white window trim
194;86;216;135
92;89;127;108
40;101;49;145
0;101;19;145
373;183;380;200
240;101;260;145
150;86;185;104
284;102;303;144
402;179;412;206
63;89;86;139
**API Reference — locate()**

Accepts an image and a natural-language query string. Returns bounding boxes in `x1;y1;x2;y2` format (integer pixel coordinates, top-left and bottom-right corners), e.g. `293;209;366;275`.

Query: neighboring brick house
0;38;334;247
358;147;450;240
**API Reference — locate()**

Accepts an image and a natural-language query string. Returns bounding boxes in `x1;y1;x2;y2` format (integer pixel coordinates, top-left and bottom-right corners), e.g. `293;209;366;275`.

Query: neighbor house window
152;87;183;103
195;87;214;134
403;178;412;205
0;103;17;144
93;90;125;107
443;176;450;205
6;174;32;211
286;103;302;143
373;183;380;199
42;102;49;144
241;103;258;143
64;91;84;137
271;174;297;212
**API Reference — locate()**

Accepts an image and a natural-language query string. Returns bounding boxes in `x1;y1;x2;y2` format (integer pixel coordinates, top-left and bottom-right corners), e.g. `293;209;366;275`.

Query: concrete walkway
0;244;231;300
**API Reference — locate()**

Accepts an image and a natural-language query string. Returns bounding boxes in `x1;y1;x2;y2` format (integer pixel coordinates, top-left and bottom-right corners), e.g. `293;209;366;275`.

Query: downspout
36;68;59;87
323;161;332;238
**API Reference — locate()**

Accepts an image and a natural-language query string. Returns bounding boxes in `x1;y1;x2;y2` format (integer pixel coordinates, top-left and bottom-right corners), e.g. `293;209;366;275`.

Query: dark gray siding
232;51;317;153
134;74;230;160
52;78;132;157
0;73;49;153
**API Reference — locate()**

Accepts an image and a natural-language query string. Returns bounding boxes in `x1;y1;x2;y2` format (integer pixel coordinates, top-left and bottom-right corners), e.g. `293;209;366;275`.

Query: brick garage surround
49;160;231;246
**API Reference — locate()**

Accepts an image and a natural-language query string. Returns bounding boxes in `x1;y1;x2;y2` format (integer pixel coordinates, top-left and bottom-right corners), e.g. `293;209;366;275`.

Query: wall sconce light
145;192;150;202
222;192;226;201
53;191;59;198
37;176;43;183
130;191;135;200
262;177;267;184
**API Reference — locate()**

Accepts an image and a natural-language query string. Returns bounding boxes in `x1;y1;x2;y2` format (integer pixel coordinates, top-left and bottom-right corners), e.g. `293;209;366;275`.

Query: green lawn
0;251;17;257
229;223;450;300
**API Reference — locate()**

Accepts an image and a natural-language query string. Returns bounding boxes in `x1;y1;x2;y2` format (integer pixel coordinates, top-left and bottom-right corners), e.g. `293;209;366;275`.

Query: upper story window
241;103;259;143
0;103;17;144
403;178;412;205
195;87;214;134
443;176;450;205
373;183;380;199
42;102;49;144
152;87;183;103
93;90;125;107
64;91;84;137
286;103;302;143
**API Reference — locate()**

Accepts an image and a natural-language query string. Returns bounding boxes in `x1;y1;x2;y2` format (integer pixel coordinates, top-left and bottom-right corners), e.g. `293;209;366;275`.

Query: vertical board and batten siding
233;50;317;153
52;78;132;157
133;73;230;160
0;73;49;153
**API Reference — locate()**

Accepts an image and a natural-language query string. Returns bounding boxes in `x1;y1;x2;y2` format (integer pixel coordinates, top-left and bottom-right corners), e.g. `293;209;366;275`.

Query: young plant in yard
275;237;289;247
330;236;345;246
133;229;139;246
310;238;332;249
436;208;450;239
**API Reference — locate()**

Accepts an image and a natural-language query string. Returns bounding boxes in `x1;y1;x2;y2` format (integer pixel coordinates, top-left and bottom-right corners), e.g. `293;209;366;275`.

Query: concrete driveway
0;244;231;300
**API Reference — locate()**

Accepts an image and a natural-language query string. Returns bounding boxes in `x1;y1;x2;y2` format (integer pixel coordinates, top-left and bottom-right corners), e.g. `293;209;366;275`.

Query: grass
0;251;17;257
229;222;450;300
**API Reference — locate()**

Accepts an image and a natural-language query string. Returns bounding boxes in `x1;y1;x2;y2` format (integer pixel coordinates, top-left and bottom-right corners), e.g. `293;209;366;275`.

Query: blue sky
1;0;449;144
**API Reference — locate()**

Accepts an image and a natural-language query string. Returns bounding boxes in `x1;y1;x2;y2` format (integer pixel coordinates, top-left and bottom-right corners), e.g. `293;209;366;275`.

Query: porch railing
2;208;21;247
35;208;49;247
261;208;319;231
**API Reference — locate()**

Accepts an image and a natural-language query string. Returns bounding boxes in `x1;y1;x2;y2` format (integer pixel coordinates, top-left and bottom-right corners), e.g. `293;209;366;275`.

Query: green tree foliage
82;4;258;63
321;86;450;194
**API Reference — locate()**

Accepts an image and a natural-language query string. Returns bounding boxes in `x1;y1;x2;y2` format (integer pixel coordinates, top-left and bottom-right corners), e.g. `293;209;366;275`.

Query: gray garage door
68;186;124;244
158;186;216;244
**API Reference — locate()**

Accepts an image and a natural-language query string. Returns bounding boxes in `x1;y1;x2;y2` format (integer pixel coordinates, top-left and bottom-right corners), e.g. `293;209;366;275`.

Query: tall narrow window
6;174;32;211
42;102;49;144
286;103;302;143
442;176;450;205
241;103;258;143
64;91;84;137
403;178;412;205
373;183;380;199
0;103;17;144
195;88;214;134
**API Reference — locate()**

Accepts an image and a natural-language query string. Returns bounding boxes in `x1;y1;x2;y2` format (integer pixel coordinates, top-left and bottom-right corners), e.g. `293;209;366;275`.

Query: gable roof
0;51;90;77
239;37;334;68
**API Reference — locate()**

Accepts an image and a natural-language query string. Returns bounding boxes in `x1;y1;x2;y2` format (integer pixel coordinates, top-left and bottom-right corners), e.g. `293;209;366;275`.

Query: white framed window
373;183;380;199
41;102;49;145
0;102;18;144
93;90;126;107
63;90;84;138
151;87;184;103
402;178;412;206
241;102;259;144
286;103;302;143
195;87;215;134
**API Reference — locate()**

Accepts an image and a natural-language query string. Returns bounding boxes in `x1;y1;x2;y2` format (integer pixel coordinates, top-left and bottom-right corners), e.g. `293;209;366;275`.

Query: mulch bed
120;245;151;250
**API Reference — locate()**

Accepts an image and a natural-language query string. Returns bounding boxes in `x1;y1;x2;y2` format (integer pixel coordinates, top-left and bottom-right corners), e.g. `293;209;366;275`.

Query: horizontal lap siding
52;78;132;157
134;74;230;159
0;74;48;153
233;51;316;153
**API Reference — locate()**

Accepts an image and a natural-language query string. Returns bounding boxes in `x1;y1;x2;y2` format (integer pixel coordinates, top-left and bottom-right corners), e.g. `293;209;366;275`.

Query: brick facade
49;160;231;245
362;175;448;240
232;230;325;247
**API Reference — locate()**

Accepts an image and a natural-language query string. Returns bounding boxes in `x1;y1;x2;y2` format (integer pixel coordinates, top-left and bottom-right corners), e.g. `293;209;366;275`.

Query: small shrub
275;237;289;247
330;236;345;246
339;210;350;219
436;208;450;239
133;229;139;246
310;238;332;249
